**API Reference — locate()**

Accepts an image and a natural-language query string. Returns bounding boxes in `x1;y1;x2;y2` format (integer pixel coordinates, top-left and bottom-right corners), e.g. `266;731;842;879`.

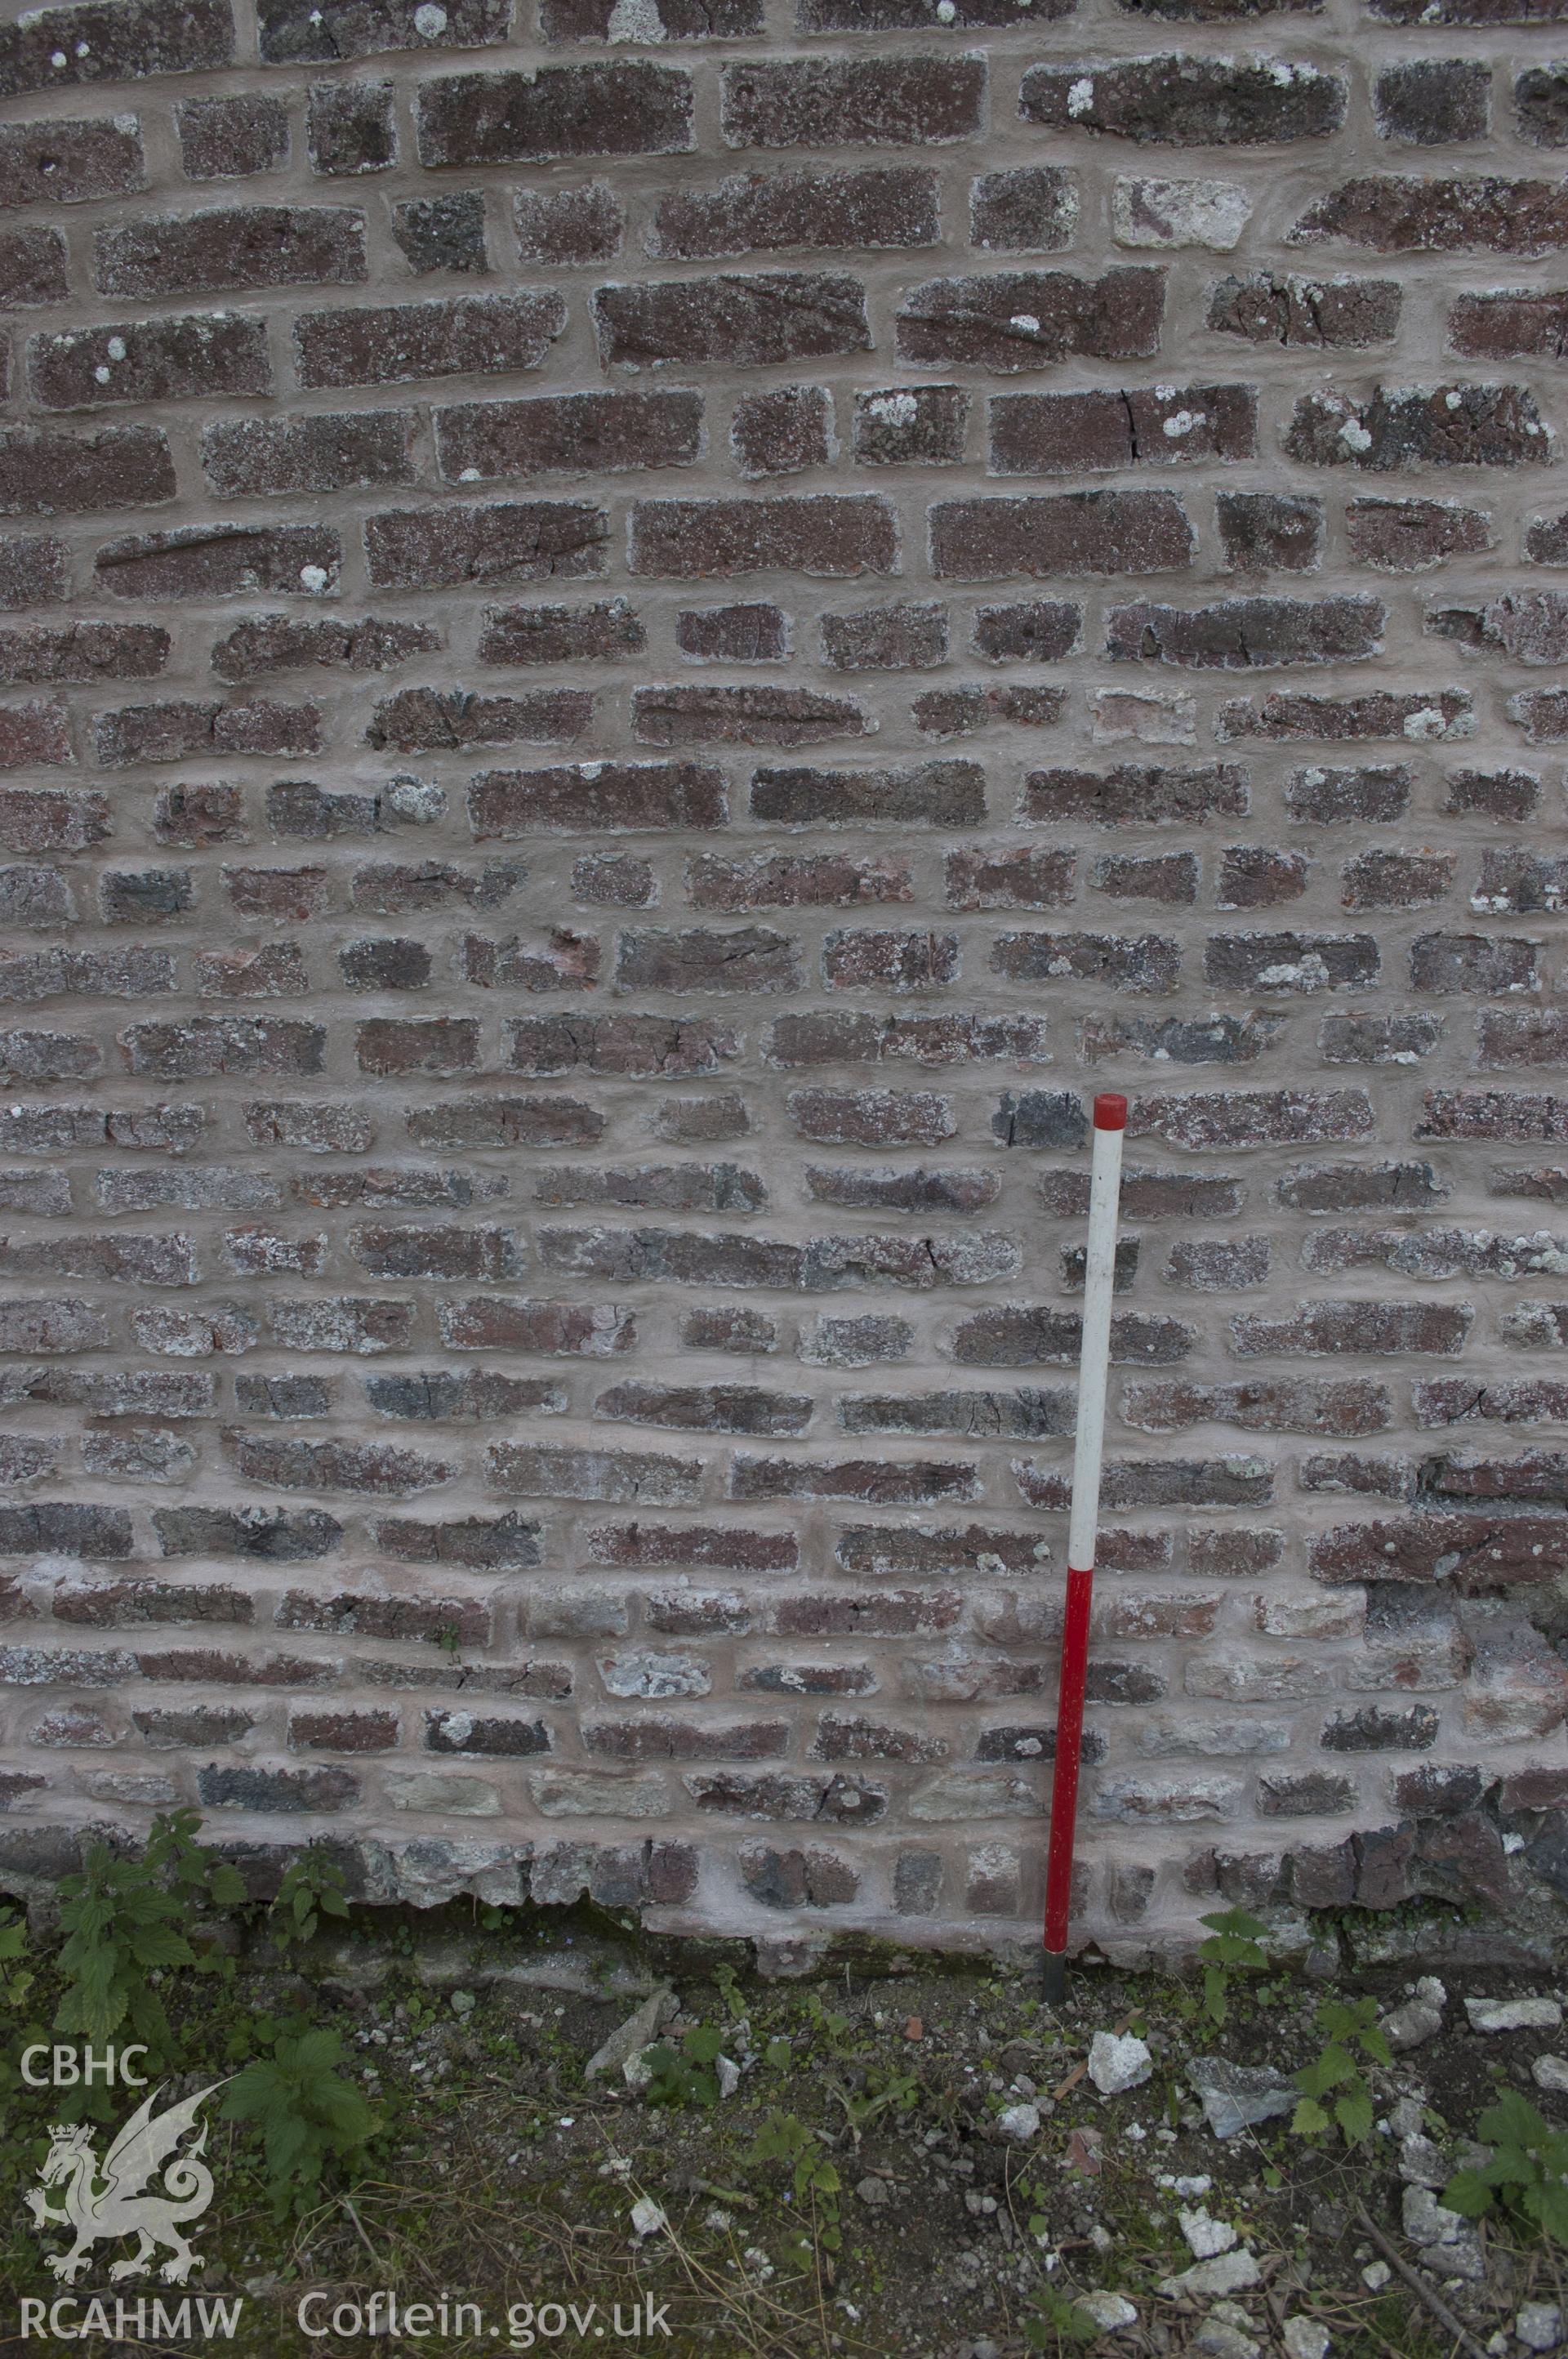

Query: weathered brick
721;56;987;149
203;411;414;497
1133;1087;1374;1151
260;0;510;61
992;383;1255;477
416;62;694;167
930;493;1193;577
365;690;586;755
1218;689;1474;743
1286;384;1551;470
96;205;368;297
1109;594;1383;668
33;313;273;417
0;425;175;516
177;94;289;181
0;115;145;207
296;292;566;389
674;603;786;663
96;688;323;759
1207;271;1401;347
732;386;832;479
1114;179;1232;257
96;524;340;603
597;275;866;371
648;166;938;261
632;685;867;748
216;617;440;686
1218;492;1323;574
1026;58;1344;145
970;166;1078;254
1410;931;1539;994
630;496;896;579
1348;497;1493;571
1293;176;1568;255
616;926;801;994
470;759;724;836
751;760;982;829
1233;1300;1472;1356
897;267;1163;371
1377;60;1490;145
0;0;1547;1949
369;505;608;594
0;229;69;314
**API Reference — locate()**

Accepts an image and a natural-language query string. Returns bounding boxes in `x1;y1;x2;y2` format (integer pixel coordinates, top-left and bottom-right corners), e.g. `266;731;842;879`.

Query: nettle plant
38;1813;376;2216
1446;2093;1568;2244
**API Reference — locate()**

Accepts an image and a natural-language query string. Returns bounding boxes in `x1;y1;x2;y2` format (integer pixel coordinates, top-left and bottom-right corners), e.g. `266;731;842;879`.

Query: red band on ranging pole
1042;1093;1129;2000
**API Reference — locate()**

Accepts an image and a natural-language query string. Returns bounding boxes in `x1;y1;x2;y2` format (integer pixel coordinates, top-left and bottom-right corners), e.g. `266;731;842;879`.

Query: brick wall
0;0;1566;1962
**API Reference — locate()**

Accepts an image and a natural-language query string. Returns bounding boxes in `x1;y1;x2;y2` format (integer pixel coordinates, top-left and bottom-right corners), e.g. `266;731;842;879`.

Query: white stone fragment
1464;1996;1562;2033
1089;2031;1152;2094
997;2102;1041;2143
1179;2206;1239;2259
1079;2291;1138;2331
1157;2250;1260;2299
1517;2303;1563;2352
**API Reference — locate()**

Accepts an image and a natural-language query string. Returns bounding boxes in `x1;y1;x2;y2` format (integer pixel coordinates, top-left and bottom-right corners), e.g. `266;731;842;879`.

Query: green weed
1445;2090;1568;2242
1292;1996;1390;2146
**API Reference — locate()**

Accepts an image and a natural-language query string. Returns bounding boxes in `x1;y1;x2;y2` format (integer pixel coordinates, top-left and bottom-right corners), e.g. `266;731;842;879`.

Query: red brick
930;493;1193;578
0;0;232;97
0;706;73;769
436;390;702;483
203;411;415;497
1293;174;1568;254
95;205;368;297
597;275;868;369
365;502;608;589
306;78;396;177
992;383;1255;475
368;685;589;748
721;56;987;149
416;62;694;167
296;292;566;389
1023;57;1346;145
514;182;621;265
1209;270;1401;347
177;94;289;181
0;426;175;516
630;496;896;579
633;686;869;748
260;0;510;61
898;267;1163;371
29;312;271;412
0;115;145;206
1218;689;1474;743
1285;384;1551;469
648;166;938;261
96;524;341;602
0;229;69;313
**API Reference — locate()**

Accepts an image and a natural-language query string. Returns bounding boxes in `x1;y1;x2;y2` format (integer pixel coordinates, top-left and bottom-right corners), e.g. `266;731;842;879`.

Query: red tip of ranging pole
1093;1092;1129;1131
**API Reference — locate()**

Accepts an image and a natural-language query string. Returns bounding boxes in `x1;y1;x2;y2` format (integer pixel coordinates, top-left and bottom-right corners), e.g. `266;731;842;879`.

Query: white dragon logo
25;2079;228;2285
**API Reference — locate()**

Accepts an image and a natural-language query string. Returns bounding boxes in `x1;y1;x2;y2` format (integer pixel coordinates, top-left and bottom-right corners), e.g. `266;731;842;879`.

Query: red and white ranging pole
1041;1090;1129;2004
